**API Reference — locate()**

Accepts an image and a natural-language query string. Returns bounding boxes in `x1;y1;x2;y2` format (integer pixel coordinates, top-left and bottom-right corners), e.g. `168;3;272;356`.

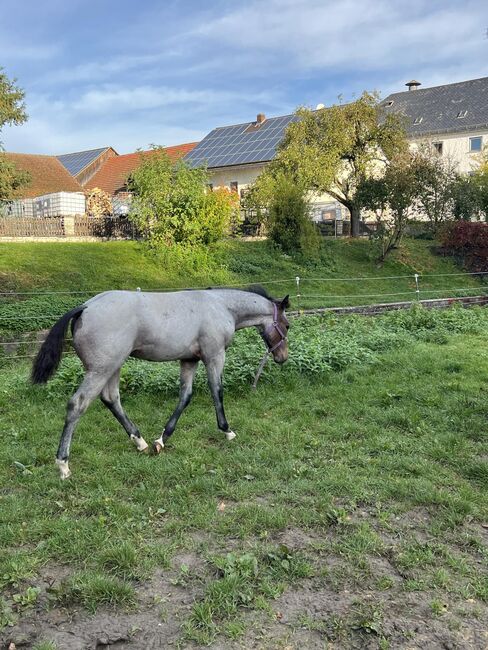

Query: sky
1;0;488;155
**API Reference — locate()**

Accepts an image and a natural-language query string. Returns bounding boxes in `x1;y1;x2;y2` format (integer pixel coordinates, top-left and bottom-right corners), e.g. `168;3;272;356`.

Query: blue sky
1;0;487;155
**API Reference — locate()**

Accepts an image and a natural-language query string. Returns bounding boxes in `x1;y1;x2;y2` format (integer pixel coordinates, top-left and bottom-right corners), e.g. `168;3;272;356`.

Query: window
230;181;238;193
413;116;423;125
433;141;443;155
456;110;467;118
469;136;482;152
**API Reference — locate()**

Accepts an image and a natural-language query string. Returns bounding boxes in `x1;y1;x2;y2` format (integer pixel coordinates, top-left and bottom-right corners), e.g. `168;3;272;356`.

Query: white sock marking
56;459;71;480
131;434;149;452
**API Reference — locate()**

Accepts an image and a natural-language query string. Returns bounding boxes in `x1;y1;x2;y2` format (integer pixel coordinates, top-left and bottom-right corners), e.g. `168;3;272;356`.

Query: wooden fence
0;216;137;239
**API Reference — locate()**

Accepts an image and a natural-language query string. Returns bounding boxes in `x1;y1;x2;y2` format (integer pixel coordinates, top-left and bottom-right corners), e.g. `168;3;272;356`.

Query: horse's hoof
56;459;71;480
131;434;149;452
153;440;164;455
225;430;236;441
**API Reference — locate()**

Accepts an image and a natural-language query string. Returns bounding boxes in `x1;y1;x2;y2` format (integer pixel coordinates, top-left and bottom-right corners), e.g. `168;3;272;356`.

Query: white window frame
469;136;483;153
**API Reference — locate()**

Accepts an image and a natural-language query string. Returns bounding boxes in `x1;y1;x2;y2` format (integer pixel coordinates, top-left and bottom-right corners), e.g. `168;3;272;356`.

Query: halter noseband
252;303;287;389
262;302;287;353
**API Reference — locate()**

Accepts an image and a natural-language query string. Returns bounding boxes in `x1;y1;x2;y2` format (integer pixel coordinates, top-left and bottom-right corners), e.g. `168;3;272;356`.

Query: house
185;76;488;224
57;147;117;187
85;142;198;196
2;153;86;217
381;77;488;174
2;143;198;218
4;152;83;198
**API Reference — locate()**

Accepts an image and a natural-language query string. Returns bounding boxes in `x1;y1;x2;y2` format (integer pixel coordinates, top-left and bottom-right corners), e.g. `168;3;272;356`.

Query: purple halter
263;302;287;353
252;303;287;389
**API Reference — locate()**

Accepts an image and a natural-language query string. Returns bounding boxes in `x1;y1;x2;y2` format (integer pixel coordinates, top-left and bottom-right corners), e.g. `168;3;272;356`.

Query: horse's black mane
197;284;277;302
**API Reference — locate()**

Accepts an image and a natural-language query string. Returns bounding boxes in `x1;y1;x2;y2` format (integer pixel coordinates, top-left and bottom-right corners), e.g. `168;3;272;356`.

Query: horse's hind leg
56;370;110;479
100;369;148;452
153;360;199;454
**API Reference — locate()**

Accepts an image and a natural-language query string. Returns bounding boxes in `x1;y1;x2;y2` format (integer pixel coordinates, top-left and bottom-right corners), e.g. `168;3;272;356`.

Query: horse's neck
225;292;273;330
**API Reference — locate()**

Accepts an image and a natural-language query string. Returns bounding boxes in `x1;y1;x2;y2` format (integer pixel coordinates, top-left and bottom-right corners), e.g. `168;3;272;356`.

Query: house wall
411;130;487;173
208;163;267;195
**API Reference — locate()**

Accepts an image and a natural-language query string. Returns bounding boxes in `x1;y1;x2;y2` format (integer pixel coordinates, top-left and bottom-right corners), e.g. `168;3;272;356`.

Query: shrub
440;221;488;273
266;175;320;256
128;147;235;248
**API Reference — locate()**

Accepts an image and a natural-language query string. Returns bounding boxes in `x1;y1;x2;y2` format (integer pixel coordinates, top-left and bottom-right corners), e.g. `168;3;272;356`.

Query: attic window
413;116;423;125
456;110;467;118
386;100;394;107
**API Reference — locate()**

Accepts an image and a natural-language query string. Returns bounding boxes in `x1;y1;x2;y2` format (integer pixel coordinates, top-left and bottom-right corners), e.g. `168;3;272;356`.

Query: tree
412;145;459;232
258;92;408;237
358;153;418;262
0;68;29;202
127;146;237;247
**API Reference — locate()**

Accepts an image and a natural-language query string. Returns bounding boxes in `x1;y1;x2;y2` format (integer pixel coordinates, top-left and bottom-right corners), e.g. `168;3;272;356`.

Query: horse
31;286;290;479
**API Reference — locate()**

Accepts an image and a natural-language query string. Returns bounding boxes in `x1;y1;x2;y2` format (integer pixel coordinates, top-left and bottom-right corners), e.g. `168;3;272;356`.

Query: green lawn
0;238;485;336
1;309;487;648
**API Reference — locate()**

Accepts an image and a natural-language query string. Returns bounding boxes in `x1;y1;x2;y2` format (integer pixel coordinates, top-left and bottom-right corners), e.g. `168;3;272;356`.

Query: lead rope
252;350;271;390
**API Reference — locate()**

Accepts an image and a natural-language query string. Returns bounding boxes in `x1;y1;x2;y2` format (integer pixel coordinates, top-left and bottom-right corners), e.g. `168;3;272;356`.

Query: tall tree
0;68;29;202
263;92;408;237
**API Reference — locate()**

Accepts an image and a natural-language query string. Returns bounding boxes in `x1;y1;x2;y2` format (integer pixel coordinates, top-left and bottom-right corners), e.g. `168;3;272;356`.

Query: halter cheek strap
252;304;287;389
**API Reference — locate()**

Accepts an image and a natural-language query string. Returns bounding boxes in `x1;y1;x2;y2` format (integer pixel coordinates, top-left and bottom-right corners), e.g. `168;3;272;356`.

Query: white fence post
414;273;420;301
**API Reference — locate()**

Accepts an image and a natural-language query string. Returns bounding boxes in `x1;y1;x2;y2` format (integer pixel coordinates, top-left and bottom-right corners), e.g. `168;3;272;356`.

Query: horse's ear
281;295;290;309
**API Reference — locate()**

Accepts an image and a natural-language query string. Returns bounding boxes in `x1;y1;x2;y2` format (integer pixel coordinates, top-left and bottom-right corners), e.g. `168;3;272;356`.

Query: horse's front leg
205;351;236;442
153;360;199;454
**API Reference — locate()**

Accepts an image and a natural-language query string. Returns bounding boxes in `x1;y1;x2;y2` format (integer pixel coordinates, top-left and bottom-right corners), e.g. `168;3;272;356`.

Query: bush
266;175;320;256
128;148;235;248
440;221;488;273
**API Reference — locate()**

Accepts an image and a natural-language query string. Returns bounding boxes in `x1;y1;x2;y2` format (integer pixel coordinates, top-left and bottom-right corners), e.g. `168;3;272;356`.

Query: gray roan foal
32;287;290;479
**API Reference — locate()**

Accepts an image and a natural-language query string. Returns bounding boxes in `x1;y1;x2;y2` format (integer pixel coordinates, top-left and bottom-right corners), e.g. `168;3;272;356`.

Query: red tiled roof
85;142;198;195
4;153;83;198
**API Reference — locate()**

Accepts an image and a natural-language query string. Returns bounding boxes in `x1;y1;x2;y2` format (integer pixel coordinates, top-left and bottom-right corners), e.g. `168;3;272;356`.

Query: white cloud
195;0;488;75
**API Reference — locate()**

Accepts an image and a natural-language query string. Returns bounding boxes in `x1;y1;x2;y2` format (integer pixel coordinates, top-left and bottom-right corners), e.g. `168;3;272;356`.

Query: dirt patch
2;525;487;650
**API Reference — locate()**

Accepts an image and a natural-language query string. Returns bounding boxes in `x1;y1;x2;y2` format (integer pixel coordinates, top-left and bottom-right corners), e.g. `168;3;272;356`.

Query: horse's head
261;295;290;364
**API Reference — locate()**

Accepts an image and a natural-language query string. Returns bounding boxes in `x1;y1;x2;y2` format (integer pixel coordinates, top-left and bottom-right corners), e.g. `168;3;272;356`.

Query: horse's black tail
31;306;85;384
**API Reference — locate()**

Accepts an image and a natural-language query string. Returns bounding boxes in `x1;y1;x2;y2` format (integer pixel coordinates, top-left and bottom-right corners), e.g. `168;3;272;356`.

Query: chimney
406;80;421;91
256;113;266;124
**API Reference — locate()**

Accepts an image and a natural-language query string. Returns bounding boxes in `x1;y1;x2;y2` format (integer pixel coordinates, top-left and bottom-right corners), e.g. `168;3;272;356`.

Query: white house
185;76;488;225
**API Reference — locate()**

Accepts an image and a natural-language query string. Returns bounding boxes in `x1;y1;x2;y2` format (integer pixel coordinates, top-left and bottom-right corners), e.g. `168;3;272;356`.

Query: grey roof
57;147;110;176
184;114;296;169
381;77;488;137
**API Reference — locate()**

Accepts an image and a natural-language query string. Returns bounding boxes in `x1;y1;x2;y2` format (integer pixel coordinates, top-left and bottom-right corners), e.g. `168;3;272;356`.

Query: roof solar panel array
185;114;296;169
57;148;109;176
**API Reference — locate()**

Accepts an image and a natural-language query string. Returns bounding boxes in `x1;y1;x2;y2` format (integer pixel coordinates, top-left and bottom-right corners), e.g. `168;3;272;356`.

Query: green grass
1;309;487;645
0;238;485;335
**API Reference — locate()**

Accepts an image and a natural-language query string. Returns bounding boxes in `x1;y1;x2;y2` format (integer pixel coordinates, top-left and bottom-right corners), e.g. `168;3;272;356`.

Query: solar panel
184;114;296;168
57;148;108;176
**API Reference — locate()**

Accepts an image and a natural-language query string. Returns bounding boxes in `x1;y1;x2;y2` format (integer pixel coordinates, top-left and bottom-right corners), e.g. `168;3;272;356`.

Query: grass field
0;238;485;337
1;308;487;648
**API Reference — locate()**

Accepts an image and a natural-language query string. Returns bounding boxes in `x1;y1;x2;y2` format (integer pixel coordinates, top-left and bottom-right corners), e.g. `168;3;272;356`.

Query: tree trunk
350;205;361;238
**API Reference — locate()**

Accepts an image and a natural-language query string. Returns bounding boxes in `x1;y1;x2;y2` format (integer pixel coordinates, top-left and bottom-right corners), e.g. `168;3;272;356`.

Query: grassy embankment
0;237;484;338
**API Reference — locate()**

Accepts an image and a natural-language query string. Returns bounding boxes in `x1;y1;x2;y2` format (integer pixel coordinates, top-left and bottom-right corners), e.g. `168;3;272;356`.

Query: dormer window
386;100;394;107
413;116;423;125
456;110;467;118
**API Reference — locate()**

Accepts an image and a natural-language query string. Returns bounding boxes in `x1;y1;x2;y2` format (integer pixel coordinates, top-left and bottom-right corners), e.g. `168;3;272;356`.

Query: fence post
414;273;420;301
296;276;301;313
